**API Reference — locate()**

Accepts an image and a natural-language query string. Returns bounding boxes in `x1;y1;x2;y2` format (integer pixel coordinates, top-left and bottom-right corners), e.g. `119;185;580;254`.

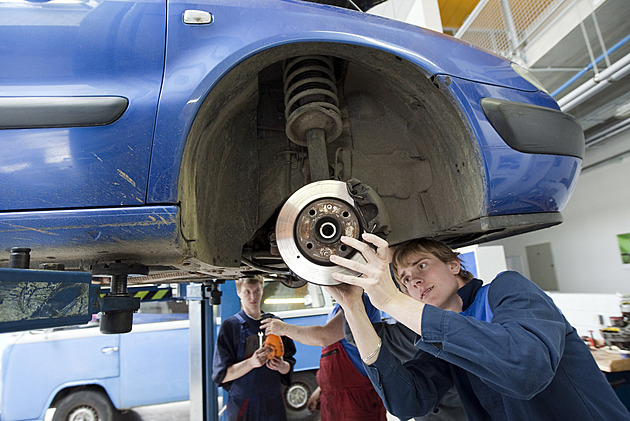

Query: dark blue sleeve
417;271;567;399
363;293;382;323
211;316;239;389
366;343;453;419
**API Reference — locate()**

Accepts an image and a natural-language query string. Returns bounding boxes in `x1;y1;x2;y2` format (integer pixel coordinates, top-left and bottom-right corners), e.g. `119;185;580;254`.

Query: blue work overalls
225;311;288;421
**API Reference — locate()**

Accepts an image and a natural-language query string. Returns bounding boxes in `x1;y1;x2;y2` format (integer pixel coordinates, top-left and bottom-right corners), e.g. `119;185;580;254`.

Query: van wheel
52;390;117;421
284;371;319;421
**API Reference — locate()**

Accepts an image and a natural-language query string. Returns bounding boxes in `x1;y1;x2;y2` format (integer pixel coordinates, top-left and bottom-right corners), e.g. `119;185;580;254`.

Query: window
261;281;326;313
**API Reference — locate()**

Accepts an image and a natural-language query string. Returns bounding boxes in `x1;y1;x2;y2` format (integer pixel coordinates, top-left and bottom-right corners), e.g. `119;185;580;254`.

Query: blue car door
1;328;120;421
118;320;190;407
0;0;165;210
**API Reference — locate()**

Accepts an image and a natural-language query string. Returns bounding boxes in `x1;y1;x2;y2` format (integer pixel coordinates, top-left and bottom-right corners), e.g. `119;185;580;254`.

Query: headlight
511;62;549;94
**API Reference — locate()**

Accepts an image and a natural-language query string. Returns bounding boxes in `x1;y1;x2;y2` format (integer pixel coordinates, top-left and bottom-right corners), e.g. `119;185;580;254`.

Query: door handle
183;10;213;25
101;346;119;354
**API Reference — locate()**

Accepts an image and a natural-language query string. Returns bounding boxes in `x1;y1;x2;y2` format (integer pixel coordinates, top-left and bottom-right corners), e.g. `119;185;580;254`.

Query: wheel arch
178;41;485;269
50;384;114;408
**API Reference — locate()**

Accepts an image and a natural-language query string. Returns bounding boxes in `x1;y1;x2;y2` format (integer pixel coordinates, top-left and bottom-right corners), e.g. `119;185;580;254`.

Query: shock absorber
283;56;343;181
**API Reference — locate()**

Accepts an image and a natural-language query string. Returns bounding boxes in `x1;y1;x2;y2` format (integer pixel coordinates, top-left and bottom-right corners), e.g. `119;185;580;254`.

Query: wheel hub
68;406;98;421
294;197;360;264
285;383;309;409
276;180;364;285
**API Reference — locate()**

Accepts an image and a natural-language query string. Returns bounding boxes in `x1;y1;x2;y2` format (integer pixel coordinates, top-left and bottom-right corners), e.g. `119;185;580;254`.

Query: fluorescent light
264;298;306;305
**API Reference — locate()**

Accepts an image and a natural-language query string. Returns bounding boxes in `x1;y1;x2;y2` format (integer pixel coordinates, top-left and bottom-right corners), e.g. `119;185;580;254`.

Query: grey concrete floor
116;401;402;420
118;401;190;421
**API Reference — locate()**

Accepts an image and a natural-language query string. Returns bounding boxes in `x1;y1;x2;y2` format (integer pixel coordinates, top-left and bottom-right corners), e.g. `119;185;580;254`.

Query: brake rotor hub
295;197;360;264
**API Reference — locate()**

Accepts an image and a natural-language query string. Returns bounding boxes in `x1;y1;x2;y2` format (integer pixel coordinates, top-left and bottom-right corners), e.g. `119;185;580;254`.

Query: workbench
590;347;630;411
590;347;630;372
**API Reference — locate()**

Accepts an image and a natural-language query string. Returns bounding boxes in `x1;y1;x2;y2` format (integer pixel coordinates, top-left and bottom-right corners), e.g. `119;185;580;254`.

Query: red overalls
316;341;387;421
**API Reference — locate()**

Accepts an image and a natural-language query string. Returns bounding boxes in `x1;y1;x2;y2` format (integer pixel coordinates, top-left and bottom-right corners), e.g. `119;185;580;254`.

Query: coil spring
283;55;343;146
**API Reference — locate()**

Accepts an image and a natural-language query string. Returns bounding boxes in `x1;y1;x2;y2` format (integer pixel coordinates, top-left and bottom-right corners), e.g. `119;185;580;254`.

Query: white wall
545;291;620;340
457;244;508;285
488;152;630;294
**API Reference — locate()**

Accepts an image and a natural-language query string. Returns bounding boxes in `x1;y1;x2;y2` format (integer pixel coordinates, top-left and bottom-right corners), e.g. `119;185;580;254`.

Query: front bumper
481;98;585;160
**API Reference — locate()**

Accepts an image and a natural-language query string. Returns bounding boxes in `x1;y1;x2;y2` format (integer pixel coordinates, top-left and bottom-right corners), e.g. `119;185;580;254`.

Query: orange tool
264;334;284;359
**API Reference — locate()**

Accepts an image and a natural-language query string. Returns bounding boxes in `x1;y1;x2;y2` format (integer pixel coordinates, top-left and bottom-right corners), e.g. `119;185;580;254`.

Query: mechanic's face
237;283;263;315
396;252;465;312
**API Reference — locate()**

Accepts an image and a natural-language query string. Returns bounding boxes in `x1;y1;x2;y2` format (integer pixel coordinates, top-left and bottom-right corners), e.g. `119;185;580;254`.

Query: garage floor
113;401;403;420
118;401;189;421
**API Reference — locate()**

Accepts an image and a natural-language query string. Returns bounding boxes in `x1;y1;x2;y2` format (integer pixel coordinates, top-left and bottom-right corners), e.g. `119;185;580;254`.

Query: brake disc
275;180;365;285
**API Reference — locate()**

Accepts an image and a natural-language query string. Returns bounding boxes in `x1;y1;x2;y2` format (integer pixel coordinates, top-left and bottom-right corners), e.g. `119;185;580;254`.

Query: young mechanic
212;277;297;421
327;233;630;420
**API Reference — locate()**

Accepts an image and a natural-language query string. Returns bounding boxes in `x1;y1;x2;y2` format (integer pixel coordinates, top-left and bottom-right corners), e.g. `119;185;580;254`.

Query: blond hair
235;276;264;292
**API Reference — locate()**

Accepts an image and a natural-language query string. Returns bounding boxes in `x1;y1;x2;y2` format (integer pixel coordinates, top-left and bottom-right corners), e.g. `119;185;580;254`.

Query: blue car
0;0;583;284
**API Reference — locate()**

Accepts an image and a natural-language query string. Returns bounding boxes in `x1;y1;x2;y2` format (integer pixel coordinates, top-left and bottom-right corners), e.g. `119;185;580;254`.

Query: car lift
184;280;237;421
0;247;230;421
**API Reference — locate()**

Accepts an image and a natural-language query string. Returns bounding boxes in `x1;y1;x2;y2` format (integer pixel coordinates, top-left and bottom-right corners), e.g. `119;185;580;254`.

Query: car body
0;0;584;282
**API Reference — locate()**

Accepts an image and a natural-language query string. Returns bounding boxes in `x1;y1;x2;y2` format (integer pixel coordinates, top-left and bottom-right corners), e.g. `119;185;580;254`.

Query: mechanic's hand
307;387;321;412
329;233;400;310
261;318;287;337
250;347;271;368
266;356;290;374
324;283;363;311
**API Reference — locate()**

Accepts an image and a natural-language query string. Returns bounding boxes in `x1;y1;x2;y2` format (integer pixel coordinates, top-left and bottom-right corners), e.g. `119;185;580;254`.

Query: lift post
185;281;227;421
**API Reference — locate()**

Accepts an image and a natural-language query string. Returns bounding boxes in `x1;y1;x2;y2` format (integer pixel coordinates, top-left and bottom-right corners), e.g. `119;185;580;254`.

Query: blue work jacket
366;272;630;420
212;310;296;421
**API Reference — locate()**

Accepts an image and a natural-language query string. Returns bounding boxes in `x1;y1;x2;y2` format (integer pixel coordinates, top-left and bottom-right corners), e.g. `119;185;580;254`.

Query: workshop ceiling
528;0;630;170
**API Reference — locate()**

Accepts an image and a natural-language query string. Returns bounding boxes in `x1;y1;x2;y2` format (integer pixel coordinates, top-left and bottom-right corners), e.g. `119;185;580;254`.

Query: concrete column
369;0;443;32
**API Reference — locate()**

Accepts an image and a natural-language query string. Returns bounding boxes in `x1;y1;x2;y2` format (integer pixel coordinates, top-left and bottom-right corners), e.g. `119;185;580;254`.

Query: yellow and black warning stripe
132;288;172;301
99;287;173;302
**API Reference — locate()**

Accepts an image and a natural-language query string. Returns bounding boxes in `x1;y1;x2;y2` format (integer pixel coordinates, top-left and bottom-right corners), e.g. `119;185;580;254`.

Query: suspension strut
283;56;343;181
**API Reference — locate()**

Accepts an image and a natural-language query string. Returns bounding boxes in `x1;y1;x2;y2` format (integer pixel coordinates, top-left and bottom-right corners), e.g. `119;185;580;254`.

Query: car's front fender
148;0;535;203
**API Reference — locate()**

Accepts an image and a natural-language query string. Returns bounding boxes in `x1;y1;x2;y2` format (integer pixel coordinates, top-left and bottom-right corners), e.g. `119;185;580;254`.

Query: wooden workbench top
590;348;630;372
